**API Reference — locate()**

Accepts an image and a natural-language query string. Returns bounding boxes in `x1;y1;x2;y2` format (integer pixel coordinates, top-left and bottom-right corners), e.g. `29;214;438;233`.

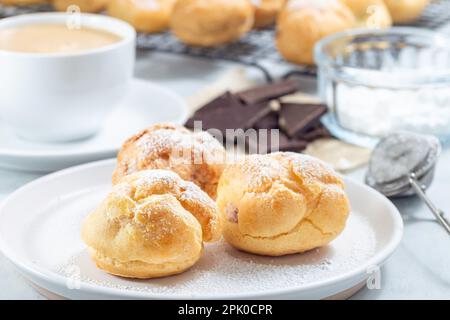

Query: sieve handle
409;173;450;235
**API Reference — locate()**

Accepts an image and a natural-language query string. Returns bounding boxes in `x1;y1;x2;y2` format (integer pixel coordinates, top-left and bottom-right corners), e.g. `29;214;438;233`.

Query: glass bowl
315;27;450;148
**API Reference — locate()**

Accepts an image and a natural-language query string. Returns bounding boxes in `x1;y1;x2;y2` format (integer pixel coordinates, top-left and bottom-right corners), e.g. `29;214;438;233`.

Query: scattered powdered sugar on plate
55;214;376;298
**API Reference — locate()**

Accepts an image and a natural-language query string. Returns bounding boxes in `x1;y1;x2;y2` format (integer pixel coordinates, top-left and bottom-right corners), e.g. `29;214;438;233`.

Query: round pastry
216;152;350;256
107;0;176;33
0;0;49;5
252;0;286;29
113;124;226;199
384;0;429;24
52;0;109;12
82;169;222;278
340;0;392;28
170;0;255;47
276;0;356;65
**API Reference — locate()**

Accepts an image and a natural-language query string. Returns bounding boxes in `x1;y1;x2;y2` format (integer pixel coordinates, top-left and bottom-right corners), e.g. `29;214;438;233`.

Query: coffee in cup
0;23;122;54
0;13;136;142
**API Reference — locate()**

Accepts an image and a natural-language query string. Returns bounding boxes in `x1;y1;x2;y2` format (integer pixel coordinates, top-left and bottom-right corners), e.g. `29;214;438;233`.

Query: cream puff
170;0;255;47
252;0;287;29
107;0;176;33
276;0;356;65
52;0;109;12
216;152;350;256
113;124;226;199
82;169;221;278
384;0;429;24
340;0;392;28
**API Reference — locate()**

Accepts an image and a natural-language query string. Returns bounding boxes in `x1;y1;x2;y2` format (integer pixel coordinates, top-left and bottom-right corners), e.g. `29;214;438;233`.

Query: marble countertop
0;52;449;300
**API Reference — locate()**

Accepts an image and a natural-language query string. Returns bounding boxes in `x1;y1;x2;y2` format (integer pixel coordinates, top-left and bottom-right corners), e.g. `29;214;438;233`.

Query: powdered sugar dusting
231;152;343;192
134;126;224;165
56;214;376;298
240;154;287;191
135;0;160;10
288;0;339;10
126;169;214;208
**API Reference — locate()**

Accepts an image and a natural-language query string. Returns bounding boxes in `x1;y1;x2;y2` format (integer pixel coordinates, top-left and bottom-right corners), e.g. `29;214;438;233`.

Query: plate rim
0;79;189;158
0;159;404;299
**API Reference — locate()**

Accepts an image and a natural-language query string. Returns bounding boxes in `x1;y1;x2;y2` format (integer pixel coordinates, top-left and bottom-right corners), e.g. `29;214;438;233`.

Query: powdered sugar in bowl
315;28;450;147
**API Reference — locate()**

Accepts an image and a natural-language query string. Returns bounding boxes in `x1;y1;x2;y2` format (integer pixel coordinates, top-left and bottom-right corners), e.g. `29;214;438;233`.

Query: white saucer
0;159;403;299
0;79;188;172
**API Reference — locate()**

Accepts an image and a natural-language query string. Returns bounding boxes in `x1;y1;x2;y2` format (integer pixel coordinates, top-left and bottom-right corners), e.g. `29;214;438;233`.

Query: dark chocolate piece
185;91;267;134
246;131;308;154
186;91;235;117
278;136;308;153
245;100;282;128
186;82;330;154
280;103;327;137
243;102;271;128
245;129;279;154
253;110;279;130
236;79;298;105
299;124;331;141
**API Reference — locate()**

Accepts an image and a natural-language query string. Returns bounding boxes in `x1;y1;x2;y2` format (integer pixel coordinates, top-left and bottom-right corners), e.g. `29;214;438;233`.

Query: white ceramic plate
0;159;403;300
0;79;188;172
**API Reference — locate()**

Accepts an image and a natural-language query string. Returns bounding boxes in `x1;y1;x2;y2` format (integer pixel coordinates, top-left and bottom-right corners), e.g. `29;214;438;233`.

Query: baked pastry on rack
170;0;255;47
276;0;356;65
52;0;110;12
384;0;429;24
0;0;49;5
113;124;226;199
216;152;350;256
107;0;176;33
252;0;287;29
82;169;221;278
340;0;392;28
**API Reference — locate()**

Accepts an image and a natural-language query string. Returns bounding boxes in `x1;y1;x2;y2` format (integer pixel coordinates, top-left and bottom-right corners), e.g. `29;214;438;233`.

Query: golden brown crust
170;0;255;47
52;0;110;12
384;0;429;24
253;0;287;28
339;0;391;28
82;169;222;278
107;0;176;33
216;152;350;256
113;123;226;199
120;169;221;242
276;0;356;65
90;249;201;279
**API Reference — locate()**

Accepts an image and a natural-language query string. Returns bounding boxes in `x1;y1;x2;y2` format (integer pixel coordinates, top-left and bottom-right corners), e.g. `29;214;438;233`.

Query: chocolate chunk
253;110;279;130
186;91;236;118
245;100;282;128
299;124;331;141
246;130;308;154
245;128;279;154
280;103;328;137
278;136;308;153
186;82;330;152
243;101;272;128
185;91;267;134
236;79;298;105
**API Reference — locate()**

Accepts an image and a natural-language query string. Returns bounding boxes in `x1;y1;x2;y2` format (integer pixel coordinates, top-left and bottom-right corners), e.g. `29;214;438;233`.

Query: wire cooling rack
135;28;295;81
2;0;450;79
413;0;450;29
136;0;450;79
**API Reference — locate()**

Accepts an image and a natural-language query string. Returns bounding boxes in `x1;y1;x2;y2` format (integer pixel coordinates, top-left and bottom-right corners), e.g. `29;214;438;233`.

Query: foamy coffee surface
0;23;122;54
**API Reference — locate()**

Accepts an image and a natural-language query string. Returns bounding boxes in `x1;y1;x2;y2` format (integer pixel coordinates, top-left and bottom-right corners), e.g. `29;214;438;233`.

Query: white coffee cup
0;13;136;142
